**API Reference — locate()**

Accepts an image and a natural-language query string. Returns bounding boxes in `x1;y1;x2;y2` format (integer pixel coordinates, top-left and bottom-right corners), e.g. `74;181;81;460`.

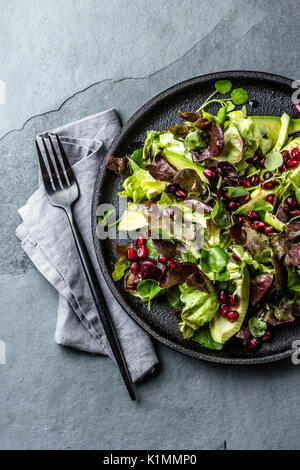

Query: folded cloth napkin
16;109;158;383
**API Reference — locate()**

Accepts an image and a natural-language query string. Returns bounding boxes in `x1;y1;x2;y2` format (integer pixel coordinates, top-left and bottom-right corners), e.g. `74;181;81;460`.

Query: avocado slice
252;116;300;138
272;113;290;152
263;212;284;232
210;265;250;344
163;149;208;183
278;137;300;193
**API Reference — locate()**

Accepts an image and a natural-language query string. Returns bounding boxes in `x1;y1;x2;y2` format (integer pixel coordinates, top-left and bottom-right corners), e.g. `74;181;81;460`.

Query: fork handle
65;208;136;401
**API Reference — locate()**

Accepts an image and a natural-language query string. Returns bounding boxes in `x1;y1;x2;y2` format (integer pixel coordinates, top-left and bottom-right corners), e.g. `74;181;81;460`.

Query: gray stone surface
1;0;300;450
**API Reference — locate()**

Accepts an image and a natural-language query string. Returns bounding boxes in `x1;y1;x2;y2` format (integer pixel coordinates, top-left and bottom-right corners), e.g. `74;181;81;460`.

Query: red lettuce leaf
173;169;202;193
160;262;212;292
147;152;178;182
140;260;163;281
192;124;224;162
271;222;300;267
250;274;274;307
107;155;130;178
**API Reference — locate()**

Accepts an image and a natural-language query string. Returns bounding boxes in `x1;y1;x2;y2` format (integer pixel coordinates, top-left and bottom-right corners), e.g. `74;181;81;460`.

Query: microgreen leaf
200;247;228;278
137;279;162;309
231;88;248;105
223;186;249;197
211;199;231;228
217;106;227;123
265;151;283;171
251;200;274;212
98;209;115;227
248;317;267;338
215;80;232;95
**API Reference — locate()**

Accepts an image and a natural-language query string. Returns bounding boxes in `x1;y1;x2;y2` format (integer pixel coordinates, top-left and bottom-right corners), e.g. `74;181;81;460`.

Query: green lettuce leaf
118;203;149;231
112;257;130;281
166;286;182;309
179;283;218;330
218;125;243;164
193;324;223;350
119;168;167;203
228;110;261;158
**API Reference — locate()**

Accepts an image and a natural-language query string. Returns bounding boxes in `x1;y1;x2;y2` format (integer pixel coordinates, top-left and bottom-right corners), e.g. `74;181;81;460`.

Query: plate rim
92;70;295;365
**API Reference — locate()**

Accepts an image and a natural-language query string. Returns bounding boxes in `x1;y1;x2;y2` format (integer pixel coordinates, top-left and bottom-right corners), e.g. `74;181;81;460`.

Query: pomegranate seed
239;216;247;224
220;304;229;318
137;246;149;260
158;255;168;264
127;247;137;261
259;157;266;167
290;209;300;218
261;180;278;189
147;257;156;263
266;194;275;205
287;158;298;168
295;103;300;114
287;196;297;207
227;311;239;322
248;337;259;349
167;260;176;268
167;184;178;194
282;150;290;161
241;177;251;188
130;262;140;275
256;221;265;232
264;226;274;235
263;171;273;180
283;203;290;213
233;254;241;262
247;210;258;220
249;154;259;164
250;222;257;229
291;149;300;160
280;164;287;173
262;330;271;341
203;168;216;179
219;290;229;305
250;175;260;186
224;192;233;200
240;195;251;204
229;295;239;307
175;189;187;198
137;236;146;246
228;201;240;210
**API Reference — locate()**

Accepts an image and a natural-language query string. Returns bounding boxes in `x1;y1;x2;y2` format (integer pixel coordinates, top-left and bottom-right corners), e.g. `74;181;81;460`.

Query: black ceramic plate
92;71;299;364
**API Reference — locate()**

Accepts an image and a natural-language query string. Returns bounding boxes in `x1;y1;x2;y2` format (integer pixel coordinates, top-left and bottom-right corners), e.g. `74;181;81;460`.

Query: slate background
0;0;300;450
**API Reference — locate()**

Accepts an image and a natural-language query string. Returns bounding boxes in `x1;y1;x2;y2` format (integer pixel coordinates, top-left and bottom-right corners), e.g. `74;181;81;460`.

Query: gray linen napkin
16;109;158;383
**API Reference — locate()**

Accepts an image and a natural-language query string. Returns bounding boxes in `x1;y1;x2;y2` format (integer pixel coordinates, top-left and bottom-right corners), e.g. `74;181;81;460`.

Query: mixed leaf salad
105;80;300;351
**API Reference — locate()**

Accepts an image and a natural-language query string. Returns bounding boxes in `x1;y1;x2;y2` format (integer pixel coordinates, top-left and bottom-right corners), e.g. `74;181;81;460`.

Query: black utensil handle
65;208;136;401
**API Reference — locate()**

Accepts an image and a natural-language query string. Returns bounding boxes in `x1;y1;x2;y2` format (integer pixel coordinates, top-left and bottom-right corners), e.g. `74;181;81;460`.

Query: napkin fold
16;109;158;383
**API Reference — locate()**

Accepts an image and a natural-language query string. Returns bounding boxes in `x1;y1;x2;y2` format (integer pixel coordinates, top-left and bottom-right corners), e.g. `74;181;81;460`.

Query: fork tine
42;138;59;189
48;135;68;188
55;134;75;183
35;139;52;192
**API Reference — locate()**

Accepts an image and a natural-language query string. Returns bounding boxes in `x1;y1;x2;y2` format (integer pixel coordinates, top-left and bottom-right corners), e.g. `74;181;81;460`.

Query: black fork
36;135;136;400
